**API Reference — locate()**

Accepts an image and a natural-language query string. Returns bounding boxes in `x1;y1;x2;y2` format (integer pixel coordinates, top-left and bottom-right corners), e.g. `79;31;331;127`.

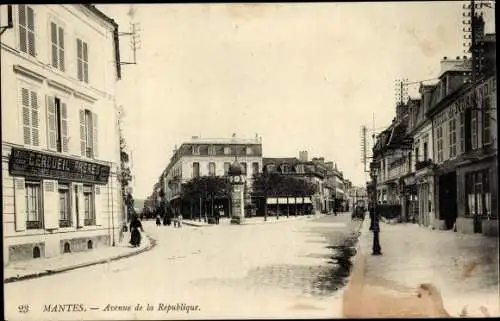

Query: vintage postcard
1;2;498;320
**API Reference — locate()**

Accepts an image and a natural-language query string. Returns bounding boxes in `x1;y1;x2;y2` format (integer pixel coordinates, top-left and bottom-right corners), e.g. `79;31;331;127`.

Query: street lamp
369;164;382;255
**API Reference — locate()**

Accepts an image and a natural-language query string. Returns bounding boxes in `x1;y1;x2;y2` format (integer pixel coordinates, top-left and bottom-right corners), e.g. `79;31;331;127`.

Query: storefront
4;146;116;264
456;154;497;236
415;165;435;228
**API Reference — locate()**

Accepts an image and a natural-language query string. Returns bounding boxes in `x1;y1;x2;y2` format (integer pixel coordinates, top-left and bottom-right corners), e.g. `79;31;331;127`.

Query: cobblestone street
4;214;362;320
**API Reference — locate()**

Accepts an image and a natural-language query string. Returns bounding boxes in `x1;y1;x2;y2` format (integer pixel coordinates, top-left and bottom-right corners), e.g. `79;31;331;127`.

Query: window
423;141;428;161
80;109;98;158
18;5;36;56
50;21;65;71
448;117;457;158
246;146;253;155
193;162;200;178
25;181;42;229
436;125;443;162
252;162;259;175
208;162;216;176
414;146;419;163
224;147;231;155
241;162;247;175
47;97;68;152
83;185;95;226
58;183;71;227
21;87;40;147
192;145;200;155
224;162;231;175
471;110;478;150
482;97;491;146
458;112;465;154
76;38;89;83
208;145;216;156
465;170;491;218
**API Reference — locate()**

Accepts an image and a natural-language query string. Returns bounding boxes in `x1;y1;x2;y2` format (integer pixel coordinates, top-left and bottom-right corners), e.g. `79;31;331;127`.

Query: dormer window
224;147;231;155
192;145;200;155
246;146;253;155
282;164;290;173
208;145;216;155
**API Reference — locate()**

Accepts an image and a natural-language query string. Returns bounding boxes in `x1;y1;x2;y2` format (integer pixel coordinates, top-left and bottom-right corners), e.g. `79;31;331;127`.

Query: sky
97;2;495;200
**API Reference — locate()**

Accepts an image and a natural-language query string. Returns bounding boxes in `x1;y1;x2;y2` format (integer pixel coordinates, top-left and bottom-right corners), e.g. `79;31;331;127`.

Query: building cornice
74;90;98;103
13;65;47;83
47;79;74;95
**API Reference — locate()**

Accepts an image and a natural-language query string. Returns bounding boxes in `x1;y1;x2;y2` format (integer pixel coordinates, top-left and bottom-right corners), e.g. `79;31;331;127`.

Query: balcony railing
26;220;42;229
415;159;433;171
59;220;71;228
84;218;96;226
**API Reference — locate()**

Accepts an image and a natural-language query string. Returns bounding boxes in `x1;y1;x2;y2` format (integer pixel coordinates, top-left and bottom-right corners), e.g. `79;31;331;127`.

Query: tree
181;176;231;221
117;108;134;220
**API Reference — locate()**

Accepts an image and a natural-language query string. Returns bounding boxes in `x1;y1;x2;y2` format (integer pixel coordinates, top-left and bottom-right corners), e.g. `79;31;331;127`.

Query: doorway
438;172;457;230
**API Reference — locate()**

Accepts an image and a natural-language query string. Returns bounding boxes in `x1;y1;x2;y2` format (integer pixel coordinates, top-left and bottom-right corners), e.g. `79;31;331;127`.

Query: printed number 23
18;304;30;313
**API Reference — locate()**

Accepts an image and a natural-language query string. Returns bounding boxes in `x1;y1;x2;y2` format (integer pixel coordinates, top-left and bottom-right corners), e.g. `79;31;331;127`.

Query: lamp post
369;165;382;255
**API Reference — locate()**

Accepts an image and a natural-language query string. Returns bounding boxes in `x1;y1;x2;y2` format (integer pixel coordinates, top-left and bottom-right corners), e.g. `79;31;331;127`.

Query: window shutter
27;6;35;56
92;112;98;158
46;95;57;150
43;180;59;230
83;42;88;82
61;102;69;152
94;185;102;226
58;27;65;71
76;39;82;80
18;5;27;53
50;22;58;68
77;184;85;227
21;88;31;145
14;177;27;232
30;91;40;146
79;109;86;156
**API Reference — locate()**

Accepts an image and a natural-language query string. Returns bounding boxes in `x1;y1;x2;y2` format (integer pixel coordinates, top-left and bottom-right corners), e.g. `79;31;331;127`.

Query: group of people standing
155;212;183;228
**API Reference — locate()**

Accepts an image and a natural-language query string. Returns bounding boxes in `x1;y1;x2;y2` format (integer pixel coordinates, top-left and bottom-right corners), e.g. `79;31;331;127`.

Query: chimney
299;151;308;162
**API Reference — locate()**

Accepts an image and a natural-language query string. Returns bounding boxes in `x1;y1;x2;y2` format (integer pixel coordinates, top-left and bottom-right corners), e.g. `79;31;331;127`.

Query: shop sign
451;76;496;117
8;147;110;185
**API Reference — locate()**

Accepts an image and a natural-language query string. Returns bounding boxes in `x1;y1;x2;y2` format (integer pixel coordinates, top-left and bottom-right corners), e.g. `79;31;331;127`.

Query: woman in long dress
129;215;144;247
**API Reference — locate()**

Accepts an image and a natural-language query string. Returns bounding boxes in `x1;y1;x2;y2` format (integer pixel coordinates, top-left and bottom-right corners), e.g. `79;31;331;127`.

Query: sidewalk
182;212;329;227
343;219;500;317
4;233;155;284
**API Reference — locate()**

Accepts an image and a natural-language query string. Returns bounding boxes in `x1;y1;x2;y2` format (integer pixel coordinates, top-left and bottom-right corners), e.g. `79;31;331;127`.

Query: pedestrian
129;214;144;247
155;215;161;227
177;212;183;228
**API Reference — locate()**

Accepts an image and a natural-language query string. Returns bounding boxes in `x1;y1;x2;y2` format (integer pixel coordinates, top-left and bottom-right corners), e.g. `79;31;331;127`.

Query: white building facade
1;4;122;264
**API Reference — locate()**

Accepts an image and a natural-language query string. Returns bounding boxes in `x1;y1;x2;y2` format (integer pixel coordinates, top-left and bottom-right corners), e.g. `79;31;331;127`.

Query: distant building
160;134;263;217
2;4;122;264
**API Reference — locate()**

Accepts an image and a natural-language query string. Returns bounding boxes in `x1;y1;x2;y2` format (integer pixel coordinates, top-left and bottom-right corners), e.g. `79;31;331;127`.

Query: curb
4;235;157;284
183;214;324;227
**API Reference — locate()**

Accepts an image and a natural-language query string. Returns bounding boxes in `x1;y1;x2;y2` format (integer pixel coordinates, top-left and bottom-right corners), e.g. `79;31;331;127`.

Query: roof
82;4;121;80
263;157;302;166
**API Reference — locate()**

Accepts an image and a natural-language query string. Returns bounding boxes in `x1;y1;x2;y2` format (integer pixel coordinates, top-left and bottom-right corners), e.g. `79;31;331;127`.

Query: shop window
83;185;95;226
58;183;71;227
25;181;42;229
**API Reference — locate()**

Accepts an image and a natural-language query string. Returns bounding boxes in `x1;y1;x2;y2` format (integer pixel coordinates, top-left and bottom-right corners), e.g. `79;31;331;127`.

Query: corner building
1;4;123;264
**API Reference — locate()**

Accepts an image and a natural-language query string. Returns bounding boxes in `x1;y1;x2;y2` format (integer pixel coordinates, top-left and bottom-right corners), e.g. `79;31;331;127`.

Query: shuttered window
18;5;36;56
21;87;40;147
25;181;42;229
83;185;95;226
76;38;89;83
482;97;491;146
80;109;98;158
50;22;65;72
471;110;478;150
58;183;71;227
47;97;69;153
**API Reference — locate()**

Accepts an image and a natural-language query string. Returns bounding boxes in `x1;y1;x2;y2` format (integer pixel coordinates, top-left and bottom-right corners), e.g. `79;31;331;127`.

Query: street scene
1;2;498;320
